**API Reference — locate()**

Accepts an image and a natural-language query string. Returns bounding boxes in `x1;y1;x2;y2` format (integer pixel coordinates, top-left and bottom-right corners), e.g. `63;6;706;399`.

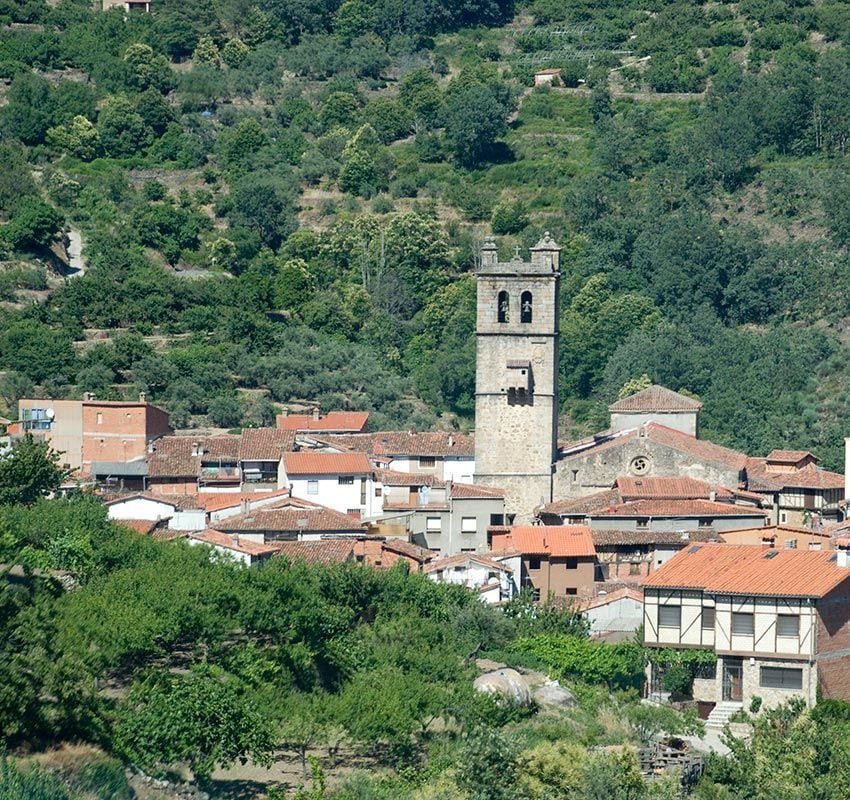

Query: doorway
722;657;744;702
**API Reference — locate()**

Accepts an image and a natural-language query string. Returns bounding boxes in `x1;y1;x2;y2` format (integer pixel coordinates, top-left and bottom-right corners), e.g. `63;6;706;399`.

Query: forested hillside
2;0;850;466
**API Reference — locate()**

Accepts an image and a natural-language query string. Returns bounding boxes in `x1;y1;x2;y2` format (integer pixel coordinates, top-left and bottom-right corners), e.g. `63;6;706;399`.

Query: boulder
533;680;577;709
473;668;532;706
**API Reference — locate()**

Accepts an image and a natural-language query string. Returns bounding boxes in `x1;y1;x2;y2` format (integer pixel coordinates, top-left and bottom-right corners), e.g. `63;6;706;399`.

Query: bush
76;757;132;800
660;663;693;696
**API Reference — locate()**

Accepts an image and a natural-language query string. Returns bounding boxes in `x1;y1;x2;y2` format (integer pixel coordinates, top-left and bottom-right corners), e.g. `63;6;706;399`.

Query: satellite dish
45;409;55;419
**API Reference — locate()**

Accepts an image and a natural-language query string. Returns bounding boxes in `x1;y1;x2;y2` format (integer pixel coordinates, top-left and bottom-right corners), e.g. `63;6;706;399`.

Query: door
722;658;743;702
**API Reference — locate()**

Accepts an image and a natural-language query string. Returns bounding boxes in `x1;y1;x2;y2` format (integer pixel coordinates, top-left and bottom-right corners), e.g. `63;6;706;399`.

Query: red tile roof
593;499;768;519
541;489;622;516
766;449;817;464
103;493;179;508
216;499;366;535
643;543;850;598
274;539;357;564
591;529;721;547
424;553;513;574
745;458;844;491
615;476;731;501
608;386;702;413
575;586;644;612
238;428;295;461
201;489;292;513
147;435;240;478
118;519;160;535
450;482;506;499
492;525;596;558
190;529;282;557
380;538;435;564
283;452;371;475
278;411;370;433
317;431;474;458
720;524;835;541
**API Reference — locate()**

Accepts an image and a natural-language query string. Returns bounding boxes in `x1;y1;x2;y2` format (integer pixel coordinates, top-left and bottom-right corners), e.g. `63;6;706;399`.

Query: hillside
1;0;850;467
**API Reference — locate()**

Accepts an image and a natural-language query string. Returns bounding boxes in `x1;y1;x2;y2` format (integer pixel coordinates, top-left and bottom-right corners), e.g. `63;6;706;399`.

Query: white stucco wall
286;474;377;517
107;497;176;521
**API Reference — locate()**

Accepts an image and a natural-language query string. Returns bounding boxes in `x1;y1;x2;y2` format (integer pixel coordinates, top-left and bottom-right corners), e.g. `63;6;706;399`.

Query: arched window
520;291;533;323
497;290;509;323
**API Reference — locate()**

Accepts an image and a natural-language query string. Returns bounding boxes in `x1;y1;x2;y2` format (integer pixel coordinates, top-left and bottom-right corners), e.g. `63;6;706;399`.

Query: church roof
608;385;702;413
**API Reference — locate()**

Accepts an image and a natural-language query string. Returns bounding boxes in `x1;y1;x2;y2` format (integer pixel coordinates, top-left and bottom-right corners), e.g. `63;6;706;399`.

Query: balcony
199;464;241;485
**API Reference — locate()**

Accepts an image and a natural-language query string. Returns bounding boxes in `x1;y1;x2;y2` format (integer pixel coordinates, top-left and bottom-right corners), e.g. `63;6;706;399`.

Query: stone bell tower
473;233;561;522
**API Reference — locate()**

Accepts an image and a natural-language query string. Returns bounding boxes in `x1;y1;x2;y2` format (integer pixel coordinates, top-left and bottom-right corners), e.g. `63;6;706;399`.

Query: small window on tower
497;290;509;323
520;291;533;323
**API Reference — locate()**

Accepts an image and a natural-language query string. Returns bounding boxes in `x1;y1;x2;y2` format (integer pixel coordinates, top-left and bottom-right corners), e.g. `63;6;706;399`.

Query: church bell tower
473;233;561;522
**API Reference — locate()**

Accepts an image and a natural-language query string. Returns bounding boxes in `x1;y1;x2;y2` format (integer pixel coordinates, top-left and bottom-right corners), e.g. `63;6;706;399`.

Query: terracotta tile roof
152;529;187;542
274;539;357;565
721;524;835;541
372;430;474;457
190;529;282;557
103;493;179;508
593;499;768;519
575;586;644;612
277;411;370;433
616;476;732;501
745;458;844;491
450;482;505;499
216;499;366;535
491;525;596;558
382;500;450;512
766;449;817;464
642;543;850;598
201;489;292;513
380;538;435;563
239;428;296;461
540;489;622;516
284;452;371;475
117;519;160;535
424;553;513;574
375;469;444;488
591;529;721;547
147;435;240;478
608;386;702;413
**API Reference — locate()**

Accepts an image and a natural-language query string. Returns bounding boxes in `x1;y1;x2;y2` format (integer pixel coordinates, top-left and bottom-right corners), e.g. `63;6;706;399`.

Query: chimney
191;441;201;457
83;391;95;401
447;434;454;448
312;407;320;421
837;547;850;568
233;534;240;547
139;391;146;403
408;426;417;436
240;498;249;515
709;489;716;502
844;437;850;502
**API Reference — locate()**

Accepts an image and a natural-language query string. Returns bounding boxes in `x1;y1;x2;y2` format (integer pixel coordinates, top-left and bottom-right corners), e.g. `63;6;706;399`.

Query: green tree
443;84;508;168
2;198;63;251
114;665;275;780
192;35;220;67
0;320;76;384
97;95;154;158
221;38;250;68
0;435;68;505
46;115;102;161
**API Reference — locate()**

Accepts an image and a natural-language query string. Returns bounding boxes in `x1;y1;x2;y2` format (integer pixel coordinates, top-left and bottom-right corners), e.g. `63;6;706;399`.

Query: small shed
534;68;562;87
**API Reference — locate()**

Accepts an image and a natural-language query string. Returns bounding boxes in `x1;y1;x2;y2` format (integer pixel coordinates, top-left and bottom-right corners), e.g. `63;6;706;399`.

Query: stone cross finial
513;245;521;261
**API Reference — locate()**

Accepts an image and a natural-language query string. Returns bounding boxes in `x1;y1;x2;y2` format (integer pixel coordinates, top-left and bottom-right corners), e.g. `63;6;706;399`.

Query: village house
15;395;171;477
214;496;367;542
424;552;518;603
491;525;596;599
188;528;282;567
643;543;850;722
375;469;506;553
721;523;837;551
238;428;294;490
533;67;563;87
101;0;150;12
576;586;645;639
282;451;377;517
303;430;475;483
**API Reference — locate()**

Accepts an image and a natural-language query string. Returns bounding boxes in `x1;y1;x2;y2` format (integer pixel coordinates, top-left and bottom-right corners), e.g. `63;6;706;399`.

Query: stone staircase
706;701;743;729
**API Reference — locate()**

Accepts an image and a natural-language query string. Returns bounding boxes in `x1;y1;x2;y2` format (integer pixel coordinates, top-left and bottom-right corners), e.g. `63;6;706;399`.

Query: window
374;487;382;497
780;511;788;523
307;480;319;495
565;587;577;596
731;612;754;635
698;519;712;528
528;557;541;570
571;469;579;482
809;541;822;551
636;518;649;529
497;290;509;323
461;548;475;553
490;513;504;526
346;508;360;515
97;412;103;425
426;516;441;532
419;456;436;469
565;557;578;570
630;562;641;576
784;539;797;549
338;476;354;485
760;666;803;690
658;605;681;628
702;607;715;630
630;456;650;475
461;517;477;534
520;291;533;323
777;614;800;638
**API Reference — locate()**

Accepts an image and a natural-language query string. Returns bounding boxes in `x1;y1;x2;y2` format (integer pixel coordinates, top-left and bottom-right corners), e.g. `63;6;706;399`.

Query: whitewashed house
282;451;377;517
